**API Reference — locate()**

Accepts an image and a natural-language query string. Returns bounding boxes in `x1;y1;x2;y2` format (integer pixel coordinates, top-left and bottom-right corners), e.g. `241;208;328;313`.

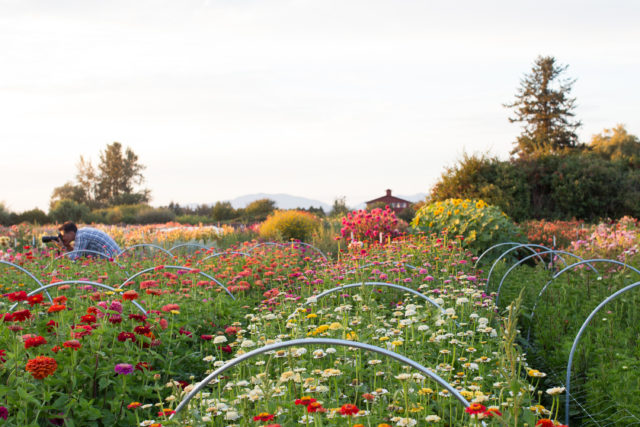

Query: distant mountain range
185;192;428;212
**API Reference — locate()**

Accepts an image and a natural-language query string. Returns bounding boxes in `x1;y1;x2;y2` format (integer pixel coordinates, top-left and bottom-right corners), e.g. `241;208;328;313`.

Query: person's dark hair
59;221;78;234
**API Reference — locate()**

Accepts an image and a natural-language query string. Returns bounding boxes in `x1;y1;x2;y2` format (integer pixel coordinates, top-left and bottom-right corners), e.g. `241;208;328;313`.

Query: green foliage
135;207;176;224
431;149;640;221
49;182;87;210
14;208;49;225
87;204;147;224
505;56;582;155
329;196;350;217
49;199;90;223
589;124;640;167
411;198;524;254
175;214;212;225
259;210;320;242
0;202;12;226
243;198;276;222
430;152;531;221
211;201;237;221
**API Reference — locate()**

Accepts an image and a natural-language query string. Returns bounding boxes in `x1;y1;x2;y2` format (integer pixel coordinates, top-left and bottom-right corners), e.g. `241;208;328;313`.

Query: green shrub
49;199;90;223
0;203;12;226
259;210;320;242
15;208;49;225
135;207;176;224
411;198;524;255
176;215;212;225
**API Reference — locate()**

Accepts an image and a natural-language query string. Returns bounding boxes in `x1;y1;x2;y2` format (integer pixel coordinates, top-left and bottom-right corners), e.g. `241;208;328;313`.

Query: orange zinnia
25;356;57;379
48;304;66;313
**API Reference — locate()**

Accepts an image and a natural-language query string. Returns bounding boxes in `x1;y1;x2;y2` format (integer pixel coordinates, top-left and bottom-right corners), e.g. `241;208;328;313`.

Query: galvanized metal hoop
117;265;235;300
168;243;213;255
527;259;640;341
8;280;147;314
474;242;544;268
286;281;446;322
494;250;596;306
169;337;471;420
0;260;52;303
249;241;328;262
565;280;640;425
485;244;565;292
117;244;173;258
346;261;417;274
198;251;250;263
45;249;129;275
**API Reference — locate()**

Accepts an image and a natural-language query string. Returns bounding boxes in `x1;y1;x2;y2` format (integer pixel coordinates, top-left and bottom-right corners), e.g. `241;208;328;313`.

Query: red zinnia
295;396;316;406
63;340;81;350
7;291;28;302
80;314;96;324
339;404;359;416
11;309;32;322
117;332;136;342
465;403;487;415
535;421;555;427
24;335;47;349
484;407;502;417
253;413;275;421
133;325;151;335
52;295;67;305
27;294;44;306
122;290;138;301
306;402;325;413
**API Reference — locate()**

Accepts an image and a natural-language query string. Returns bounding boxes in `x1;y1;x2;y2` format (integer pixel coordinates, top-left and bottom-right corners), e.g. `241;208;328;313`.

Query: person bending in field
50;221;121;260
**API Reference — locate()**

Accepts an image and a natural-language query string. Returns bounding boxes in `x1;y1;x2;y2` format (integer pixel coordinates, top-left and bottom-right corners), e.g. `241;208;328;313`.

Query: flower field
0;232;569;426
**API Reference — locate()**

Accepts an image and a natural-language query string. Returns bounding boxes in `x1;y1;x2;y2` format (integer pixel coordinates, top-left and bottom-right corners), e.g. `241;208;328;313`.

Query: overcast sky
1;0;639;212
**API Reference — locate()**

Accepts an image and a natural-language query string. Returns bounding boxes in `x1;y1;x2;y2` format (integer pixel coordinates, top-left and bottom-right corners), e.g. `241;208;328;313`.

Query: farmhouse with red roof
365;189;412;214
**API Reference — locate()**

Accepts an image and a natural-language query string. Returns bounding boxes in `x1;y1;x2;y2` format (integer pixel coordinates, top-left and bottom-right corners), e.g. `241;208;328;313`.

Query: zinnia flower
253;412;275;421
63;340;81;350
47;305;66;313
295;396;316;406
114;363;134;375
465;403;486;415
10;309;31;322
25;356;57;379
339;404;359;416
0;406;7;420
24;335;47;349
122;290;138;301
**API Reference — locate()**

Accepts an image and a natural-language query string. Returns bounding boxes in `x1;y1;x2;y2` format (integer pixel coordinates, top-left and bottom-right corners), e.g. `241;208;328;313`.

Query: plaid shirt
68;227;121;260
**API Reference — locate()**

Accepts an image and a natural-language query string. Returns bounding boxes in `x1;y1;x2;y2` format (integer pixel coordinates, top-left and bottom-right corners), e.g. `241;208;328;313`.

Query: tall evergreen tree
505;56;582;155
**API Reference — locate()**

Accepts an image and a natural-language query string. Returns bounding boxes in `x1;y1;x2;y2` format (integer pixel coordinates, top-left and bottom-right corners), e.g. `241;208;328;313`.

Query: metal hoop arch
527;259;640;341
169;337;470;420
565;280;640;425
494;250;595;306
286;281;446;322
168;243;212;254
117;265;235;300
485;244;565;292
198;251;251;263
117;244;173;257
9;280;147;314
0;260;52;303
248;241;328;262
346;261;417;274
46;250;129;275
474;242;545;268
